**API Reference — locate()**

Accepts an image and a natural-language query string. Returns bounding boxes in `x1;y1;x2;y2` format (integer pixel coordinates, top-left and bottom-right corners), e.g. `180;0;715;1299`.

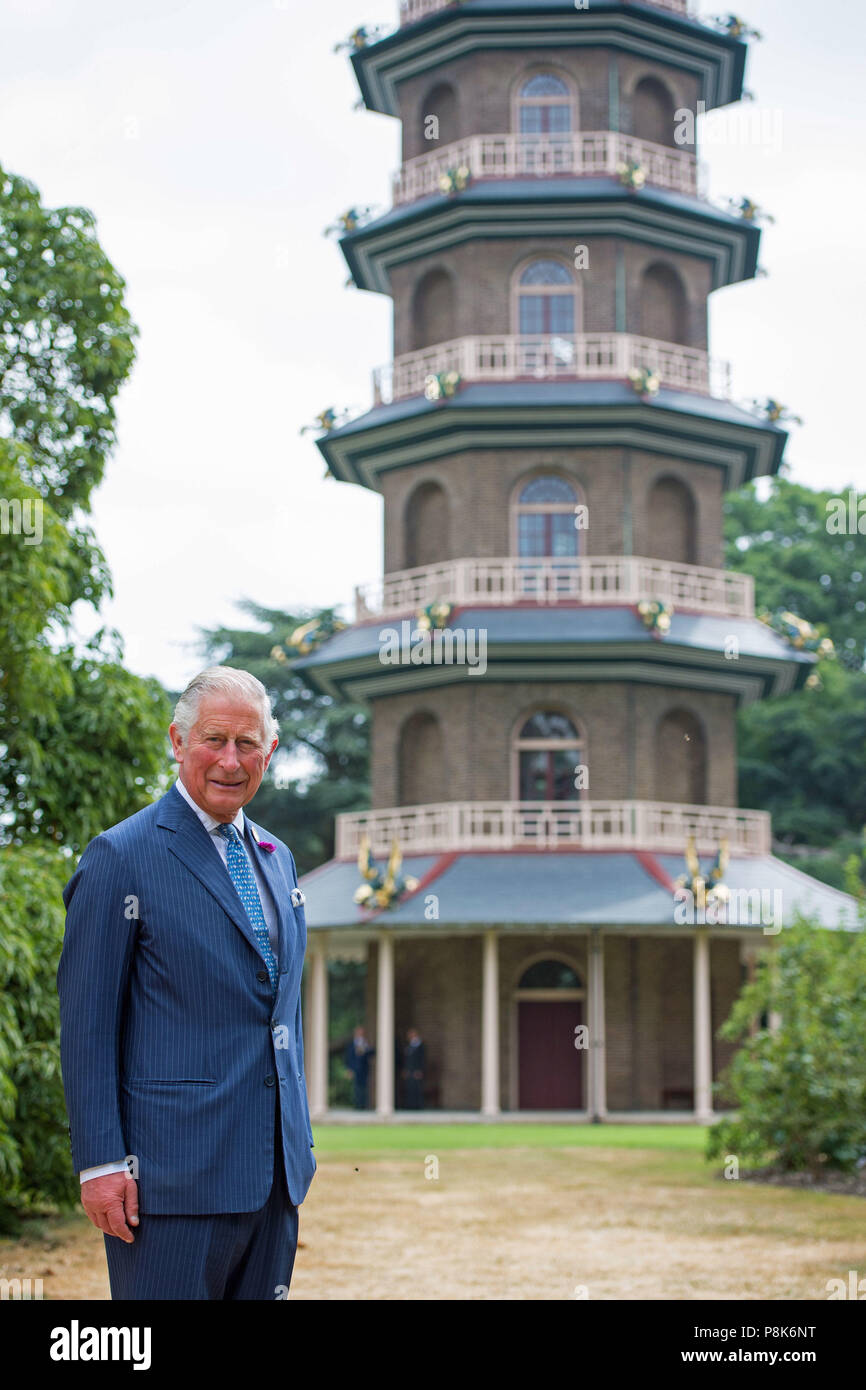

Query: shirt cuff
79;1159;131;1184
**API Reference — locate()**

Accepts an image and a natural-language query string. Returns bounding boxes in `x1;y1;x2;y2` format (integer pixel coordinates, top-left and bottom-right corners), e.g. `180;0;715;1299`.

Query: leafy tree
724;477;866;672
198;601;369;873
736;661;866;847
0;165;170;1222
0;843;76;1232
707;916;866;1175
725;477;866;865
0;443;171;854
0;163;136;513
1;164;137;622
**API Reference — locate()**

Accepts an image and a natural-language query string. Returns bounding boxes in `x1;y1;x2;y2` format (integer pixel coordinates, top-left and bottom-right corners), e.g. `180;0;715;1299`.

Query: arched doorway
405;479;450;567
515;958;585;1109
419;82;459;147
631;76;676;147
513;474;581;558
655;708;707;804
646;474;696;564
640;262;688;345
398;710;445;804
516;73;573;135
514;709;584;801
410;267;456;350
515;73;574;173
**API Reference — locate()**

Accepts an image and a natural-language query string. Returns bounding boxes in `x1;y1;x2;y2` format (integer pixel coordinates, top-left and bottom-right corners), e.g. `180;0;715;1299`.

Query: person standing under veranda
401;1027;426;1110
57;667;317;1300
344;1026;375;1110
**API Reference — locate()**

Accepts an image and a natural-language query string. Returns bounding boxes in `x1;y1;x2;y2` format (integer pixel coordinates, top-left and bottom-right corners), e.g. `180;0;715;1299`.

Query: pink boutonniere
250;827;276;853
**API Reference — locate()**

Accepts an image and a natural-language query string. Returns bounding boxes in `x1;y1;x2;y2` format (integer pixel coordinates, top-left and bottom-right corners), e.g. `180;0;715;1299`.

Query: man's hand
81;1173;139;1242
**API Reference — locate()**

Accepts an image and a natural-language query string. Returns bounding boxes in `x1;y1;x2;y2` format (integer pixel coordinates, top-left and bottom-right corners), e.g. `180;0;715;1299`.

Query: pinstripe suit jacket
57;784;317;1214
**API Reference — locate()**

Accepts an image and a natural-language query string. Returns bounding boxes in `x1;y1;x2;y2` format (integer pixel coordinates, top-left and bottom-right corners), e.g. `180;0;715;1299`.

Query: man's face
170;693;278;822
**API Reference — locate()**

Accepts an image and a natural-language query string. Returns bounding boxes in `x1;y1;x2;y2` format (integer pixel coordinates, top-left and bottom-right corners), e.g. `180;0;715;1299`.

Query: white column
588;931;607;1119
481;929;500;1115
693;931;713;1122
376;932;395;1116
308;936;328;1119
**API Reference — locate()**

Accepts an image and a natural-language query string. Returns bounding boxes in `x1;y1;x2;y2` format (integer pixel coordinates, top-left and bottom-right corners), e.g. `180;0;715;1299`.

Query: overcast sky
2;0;864;691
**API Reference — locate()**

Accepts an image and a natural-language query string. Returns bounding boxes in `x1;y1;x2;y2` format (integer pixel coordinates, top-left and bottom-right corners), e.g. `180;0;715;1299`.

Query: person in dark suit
57;666;316;1300
343;1026;375;1110
402;1027;426;1110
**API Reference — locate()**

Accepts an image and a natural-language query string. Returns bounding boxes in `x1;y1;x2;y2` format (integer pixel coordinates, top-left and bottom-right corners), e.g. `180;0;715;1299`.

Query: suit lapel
157;786;269;969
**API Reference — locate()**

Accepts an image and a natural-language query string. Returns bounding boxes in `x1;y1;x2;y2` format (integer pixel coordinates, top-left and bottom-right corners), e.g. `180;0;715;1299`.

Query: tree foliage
0;163;137;514
0;844;77;1231
725;477;866;672
0;164;170;1220
707;916;866;1174
0;444;170;854
725;478;866;857
736;662;866;846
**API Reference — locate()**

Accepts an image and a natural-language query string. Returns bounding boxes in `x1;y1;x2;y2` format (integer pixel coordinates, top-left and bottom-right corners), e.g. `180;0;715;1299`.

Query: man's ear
264;736;279;769
169;723;184;763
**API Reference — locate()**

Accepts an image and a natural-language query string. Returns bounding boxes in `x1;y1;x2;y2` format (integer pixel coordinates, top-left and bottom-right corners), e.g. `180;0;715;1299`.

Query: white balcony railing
336;799;771;857
354;555;754;621
399;0;696;27
394;131;701;204
373;332;731;404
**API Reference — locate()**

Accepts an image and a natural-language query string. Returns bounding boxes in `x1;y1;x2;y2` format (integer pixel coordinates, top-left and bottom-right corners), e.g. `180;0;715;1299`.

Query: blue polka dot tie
218;823;278;991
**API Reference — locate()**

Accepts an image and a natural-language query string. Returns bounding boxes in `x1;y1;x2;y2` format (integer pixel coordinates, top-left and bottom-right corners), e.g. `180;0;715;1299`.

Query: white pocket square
290;888;306;907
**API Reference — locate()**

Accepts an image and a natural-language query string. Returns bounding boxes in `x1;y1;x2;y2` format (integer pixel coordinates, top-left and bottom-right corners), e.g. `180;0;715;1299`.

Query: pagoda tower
294;0;854;1120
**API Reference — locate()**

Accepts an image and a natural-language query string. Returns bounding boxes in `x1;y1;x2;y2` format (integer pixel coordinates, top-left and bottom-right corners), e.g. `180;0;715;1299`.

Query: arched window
420;82;458;147
411;267;456;350
515;475;579;557
399;711;445;804
640;262;687;344
517;259;577;337
646;474;696;564
655;709;706;805
515;710;583;801
405;480;450;567
632;76;676;148
519;959;583;989
517;74;572;134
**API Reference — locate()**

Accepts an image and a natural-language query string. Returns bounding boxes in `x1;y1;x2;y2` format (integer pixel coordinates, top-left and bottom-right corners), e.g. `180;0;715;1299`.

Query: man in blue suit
58;666;317;1300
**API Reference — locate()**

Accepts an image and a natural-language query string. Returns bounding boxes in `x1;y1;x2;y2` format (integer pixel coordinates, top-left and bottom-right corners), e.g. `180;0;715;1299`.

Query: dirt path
3;1147;862;1300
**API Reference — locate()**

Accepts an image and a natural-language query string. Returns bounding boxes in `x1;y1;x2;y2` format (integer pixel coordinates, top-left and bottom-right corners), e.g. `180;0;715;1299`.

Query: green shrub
707;915;866;1174
0;844;78;1232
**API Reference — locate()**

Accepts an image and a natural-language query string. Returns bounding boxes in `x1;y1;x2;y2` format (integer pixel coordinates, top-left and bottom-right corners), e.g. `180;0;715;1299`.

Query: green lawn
310;1122;710;1156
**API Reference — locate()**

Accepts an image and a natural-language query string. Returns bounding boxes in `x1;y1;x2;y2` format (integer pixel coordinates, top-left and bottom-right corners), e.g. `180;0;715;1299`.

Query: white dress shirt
78;779;279;1184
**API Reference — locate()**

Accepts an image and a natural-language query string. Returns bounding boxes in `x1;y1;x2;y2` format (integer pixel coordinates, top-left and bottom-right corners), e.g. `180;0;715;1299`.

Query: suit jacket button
265;1074;275;1087
256;970;269;983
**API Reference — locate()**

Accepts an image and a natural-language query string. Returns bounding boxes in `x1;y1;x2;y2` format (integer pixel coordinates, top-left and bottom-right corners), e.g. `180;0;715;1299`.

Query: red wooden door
518;1000;584;1109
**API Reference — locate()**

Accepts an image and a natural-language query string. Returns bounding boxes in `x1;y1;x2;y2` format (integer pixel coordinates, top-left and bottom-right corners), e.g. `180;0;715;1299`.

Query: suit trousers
104;1101;299;1300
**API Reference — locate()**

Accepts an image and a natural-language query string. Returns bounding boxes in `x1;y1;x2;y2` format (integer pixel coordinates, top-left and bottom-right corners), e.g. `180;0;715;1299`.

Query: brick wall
397;50;700;162
369;680;737;808
381;446;722;572
389;240;709;356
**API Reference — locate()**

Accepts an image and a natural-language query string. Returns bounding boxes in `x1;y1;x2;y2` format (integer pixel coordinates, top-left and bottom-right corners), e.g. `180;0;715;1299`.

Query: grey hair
172;666;279;746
